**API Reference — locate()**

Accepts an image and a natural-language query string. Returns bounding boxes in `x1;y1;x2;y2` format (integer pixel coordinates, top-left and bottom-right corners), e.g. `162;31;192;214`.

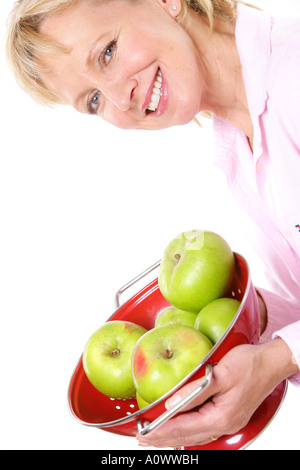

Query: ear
155;0;182;18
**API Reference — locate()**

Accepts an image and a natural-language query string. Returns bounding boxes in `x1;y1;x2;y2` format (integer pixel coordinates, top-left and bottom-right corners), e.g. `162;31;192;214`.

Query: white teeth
147;69;162;112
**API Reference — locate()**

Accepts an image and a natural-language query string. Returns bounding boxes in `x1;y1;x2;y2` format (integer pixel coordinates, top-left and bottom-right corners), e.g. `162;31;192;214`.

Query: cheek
102;108;138;130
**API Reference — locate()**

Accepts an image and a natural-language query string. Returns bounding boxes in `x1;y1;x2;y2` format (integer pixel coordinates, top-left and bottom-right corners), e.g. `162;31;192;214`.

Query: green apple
194;297;241;344
132;323;213;404
83;320;147;399
158;230;235;312
136;392;150;410
155;306;198;328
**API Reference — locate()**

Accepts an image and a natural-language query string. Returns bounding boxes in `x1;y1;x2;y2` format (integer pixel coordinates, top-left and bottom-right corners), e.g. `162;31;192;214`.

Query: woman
6;0;300;447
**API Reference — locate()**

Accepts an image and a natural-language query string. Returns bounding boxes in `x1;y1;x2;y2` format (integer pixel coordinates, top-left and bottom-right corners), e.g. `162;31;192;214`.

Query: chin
171;113;198;127
172;102;201;126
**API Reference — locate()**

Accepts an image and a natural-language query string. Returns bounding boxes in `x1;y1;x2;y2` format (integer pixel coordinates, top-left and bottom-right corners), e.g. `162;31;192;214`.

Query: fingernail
138;441;149;447
165;395;181;410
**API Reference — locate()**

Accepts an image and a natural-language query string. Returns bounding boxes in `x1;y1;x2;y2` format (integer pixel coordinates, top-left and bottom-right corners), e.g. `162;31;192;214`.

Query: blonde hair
6;0;241;106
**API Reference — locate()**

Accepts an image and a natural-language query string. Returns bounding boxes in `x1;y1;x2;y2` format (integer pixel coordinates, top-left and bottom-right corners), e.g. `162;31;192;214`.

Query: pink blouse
213;4;300;385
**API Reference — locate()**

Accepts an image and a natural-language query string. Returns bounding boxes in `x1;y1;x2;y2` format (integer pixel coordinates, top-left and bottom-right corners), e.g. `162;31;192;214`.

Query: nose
104;78;137;112
115;97;131;112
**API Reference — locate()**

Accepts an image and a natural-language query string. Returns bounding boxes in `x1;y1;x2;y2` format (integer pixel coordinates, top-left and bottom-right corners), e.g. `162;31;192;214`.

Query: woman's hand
137;338;298;448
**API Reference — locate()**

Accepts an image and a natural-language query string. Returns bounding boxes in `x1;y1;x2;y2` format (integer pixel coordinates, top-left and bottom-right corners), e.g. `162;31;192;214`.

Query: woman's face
39;0;206;130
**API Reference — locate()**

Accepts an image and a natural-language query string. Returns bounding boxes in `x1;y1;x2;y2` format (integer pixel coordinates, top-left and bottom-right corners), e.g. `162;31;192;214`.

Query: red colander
68;254;287;450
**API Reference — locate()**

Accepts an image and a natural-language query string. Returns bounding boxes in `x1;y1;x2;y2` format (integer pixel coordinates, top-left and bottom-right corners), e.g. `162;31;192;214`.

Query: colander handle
115;260;161;308
136;363;213;436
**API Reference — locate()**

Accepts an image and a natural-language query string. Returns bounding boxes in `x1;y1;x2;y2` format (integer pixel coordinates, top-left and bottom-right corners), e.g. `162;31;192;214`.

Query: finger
137;400;222;448
165;373;217;412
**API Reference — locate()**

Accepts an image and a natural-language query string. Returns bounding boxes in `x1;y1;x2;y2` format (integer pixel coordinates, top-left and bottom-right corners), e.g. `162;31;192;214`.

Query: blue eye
105;44;114;61
102;40;116;65
88;91;101;114
92;92;100;106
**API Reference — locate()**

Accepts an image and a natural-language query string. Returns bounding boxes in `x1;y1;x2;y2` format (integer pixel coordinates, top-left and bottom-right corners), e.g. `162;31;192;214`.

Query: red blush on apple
134;347;148;376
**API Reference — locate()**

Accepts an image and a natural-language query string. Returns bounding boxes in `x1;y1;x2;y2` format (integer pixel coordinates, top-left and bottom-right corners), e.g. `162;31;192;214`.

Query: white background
1;0;299;450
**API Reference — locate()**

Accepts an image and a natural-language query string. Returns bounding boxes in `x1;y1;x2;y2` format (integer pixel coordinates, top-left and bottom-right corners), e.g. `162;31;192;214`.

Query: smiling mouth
146;68;162;114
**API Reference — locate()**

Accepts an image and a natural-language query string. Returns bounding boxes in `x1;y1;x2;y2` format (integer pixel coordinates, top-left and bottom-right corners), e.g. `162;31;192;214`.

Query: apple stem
174;254;181;260
163;349;173;359
111;349;120;357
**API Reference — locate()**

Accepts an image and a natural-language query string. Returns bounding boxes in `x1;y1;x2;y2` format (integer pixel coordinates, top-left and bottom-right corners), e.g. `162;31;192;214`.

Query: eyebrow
74;88;95;114
72;34;106;113
86;33;106;66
